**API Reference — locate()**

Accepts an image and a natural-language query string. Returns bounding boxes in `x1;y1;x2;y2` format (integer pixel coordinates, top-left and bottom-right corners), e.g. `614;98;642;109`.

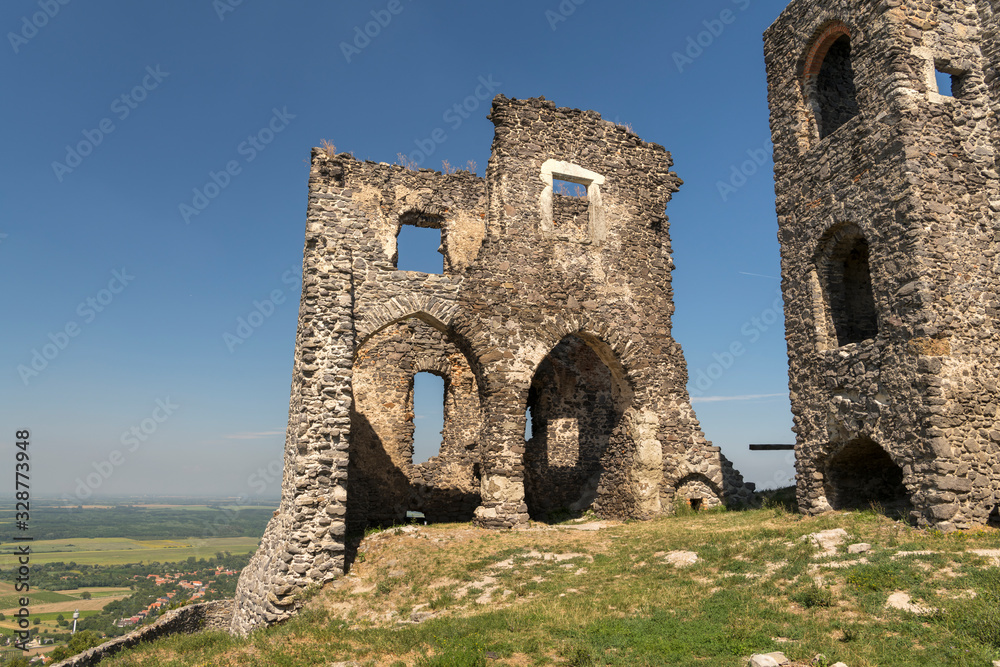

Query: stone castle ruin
765;0;1000;530
229;95;754;634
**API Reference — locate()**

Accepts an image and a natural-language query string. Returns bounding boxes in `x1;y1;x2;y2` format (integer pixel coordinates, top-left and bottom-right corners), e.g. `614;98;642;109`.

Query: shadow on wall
346;409;480;534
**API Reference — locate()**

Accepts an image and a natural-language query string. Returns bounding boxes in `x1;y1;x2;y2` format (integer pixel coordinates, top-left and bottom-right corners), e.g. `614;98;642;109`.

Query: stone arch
520;320;641;408
348;315;483;529
820;436;913;517
802;20;860;141
811;223;878;348
673;473;724;511
356;300;460;350
522;331;637;520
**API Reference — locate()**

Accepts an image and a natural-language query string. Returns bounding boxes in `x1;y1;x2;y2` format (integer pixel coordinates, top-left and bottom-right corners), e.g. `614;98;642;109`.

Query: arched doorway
347;316;482;530
823;437;911;517
523;334;629;520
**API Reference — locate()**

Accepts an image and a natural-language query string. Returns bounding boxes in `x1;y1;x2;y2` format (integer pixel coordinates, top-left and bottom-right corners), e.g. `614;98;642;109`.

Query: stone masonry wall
765;0;1000;530
231;94;755;634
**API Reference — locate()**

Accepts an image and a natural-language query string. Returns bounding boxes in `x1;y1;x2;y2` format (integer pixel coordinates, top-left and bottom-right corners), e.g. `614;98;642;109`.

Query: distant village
114;567;238;628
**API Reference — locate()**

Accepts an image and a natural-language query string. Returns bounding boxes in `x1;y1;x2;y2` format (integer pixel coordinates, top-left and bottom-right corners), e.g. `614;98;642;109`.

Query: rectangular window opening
935;68;954;97
935;64;970;99
396;225;443;274
412;372;445;465
553;178;588;198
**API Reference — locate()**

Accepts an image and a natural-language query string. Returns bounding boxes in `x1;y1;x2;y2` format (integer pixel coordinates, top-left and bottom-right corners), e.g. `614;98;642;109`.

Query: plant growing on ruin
396;153;418;170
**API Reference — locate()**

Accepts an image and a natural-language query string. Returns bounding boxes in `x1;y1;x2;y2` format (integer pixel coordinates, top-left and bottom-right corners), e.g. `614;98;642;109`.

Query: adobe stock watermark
8;0;72;54
545;0;586;31
672;0;751;74
767;451;797;489
51;65;170;182
179;106;295;224
340;0;413;64
223;265;301;352
401;75;502;168
17;268;135;386
717;138;772;202
689;286;783;397
68;397;180;501
213;0;244;21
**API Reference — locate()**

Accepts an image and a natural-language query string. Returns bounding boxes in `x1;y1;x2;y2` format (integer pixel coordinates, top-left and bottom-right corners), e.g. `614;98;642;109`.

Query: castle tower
764;0;1000;529
229;95;754;634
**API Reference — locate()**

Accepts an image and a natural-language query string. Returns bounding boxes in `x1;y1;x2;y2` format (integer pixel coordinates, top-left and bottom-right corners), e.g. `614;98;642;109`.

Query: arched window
813;224;878;348
803;23;860;140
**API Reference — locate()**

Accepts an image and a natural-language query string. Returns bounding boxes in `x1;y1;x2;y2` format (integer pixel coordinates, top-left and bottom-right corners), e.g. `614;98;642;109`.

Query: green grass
93;508;1000;666
0;590;77;608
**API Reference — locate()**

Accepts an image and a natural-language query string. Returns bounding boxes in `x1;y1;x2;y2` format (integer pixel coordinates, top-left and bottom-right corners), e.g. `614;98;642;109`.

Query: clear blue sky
1;0;797;501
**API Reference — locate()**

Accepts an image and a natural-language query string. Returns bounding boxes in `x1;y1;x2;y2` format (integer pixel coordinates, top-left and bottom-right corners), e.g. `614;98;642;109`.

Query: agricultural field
0;499;276;542
0;536;260;566
0;499;268;656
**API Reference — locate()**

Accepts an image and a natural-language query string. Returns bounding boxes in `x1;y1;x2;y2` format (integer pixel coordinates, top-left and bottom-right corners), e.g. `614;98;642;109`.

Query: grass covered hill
95;501;1000;667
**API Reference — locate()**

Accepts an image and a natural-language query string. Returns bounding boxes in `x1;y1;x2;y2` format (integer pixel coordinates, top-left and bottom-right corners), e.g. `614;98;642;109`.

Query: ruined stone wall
231;95;755;634
52;601;233;667
765;0;1000;529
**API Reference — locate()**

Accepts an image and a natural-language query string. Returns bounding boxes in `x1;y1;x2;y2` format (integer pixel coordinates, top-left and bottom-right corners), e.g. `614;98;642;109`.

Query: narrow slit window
412;372;445;465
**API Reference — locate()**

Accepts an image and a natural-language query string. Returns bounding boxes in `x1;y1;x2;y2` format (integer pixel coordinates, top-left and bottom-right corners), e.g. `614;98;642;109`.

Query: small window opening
935;64;970;99
689;497;703;512
412;372;445;464
525;406;533;441
551;178;590;236
835;237;877;345
396;211;444;273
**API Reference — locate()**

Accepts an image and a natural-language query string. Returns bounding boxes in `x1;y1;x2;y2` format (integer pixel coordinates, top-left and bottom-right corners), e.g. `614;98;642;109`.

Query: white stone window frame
911;46;974;104
538;159;607;244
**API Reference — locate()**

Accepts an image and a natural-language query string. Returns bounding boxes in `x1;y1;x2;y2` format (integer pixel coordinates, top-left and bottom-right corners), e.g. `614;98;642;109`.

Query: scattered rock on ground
847;543;871;554
801;528;848;556
749;652;789;666
658;550;699;567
